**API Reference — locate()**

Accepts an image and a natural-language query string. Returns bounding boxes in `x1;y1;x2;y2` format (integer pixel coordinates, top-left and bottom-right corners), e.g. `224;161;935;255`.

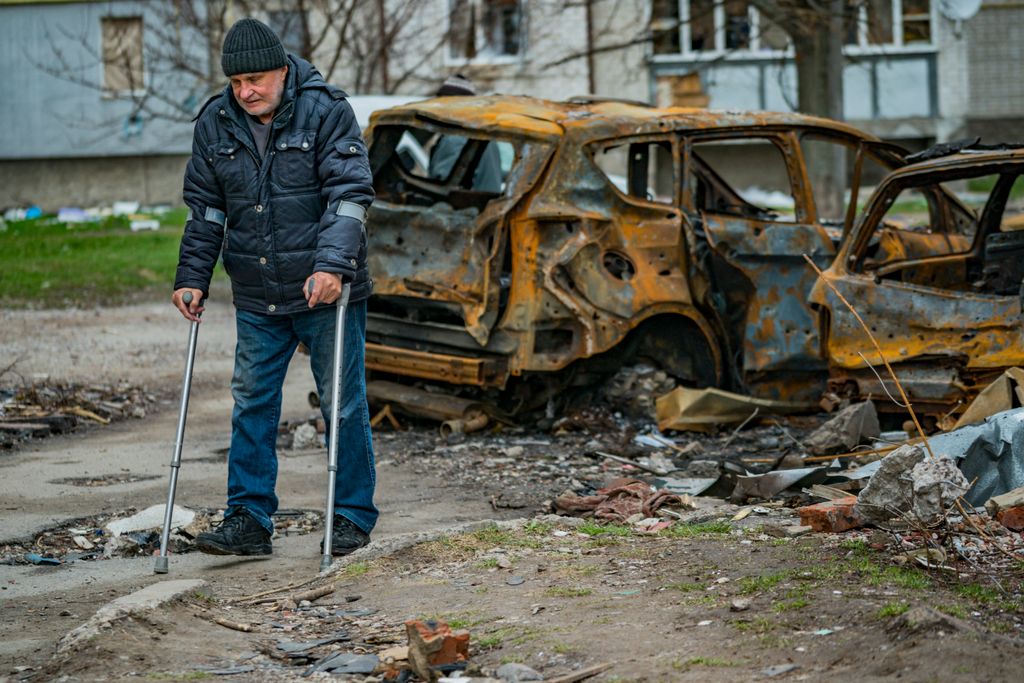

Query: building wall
0;155;188;210
0;1;198;161
962;2;1024;142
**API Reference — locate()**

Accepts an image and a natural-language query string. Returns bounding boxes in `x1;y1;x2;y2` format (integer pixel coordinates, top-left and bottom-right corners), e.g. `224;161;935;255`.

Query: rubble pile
598;364;677;418
0;506;322;566
0;379;157;450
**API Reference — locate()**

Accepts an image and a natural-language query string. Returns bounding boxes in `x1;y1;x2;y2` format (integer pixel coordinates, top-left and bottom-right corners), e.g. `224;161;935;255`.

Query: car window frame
586;134;681;209
682;130;811;225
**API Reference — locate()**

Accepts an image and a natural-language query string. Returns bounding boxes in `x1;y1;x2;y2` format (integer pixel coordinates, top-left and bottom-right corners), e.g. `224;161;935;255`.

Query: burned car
362;95;937;417
811;147;1024;416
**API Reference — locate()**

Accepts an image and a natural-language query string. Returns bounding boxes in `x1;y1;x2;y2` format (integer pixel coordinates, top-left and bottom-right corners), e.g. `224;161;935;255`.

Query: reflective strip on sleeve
204;207;226;226
185;209;193;222
335;201;367;224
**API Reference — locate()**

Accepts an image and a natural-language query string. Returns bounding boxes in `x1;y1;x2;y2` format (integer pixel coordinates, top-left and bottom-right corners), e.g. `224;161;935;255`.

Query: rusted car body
362;95;1014;416
810;149;1024;415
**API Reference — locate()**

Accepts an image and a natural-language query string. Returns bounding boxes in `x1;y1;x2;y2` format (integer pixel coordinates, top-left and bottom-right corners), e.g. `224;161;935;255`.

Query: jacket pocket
208;142;247;195
272;130;318;190
334;137;372;185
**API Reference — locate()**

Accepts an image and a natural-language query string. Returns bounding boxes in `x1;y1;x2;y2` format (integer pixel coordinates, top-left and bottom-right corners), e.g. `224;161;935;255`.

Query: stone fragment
797;496;863;533
855;443;926;525
291;423;320;450
496;662;543;682
804;401;880;455
730;598;751;612
909;458;969;525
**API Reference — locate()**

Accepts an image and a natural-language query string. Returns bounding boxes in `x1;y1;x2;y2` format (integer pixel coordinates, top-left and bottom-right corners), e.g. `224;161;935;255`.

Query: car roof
880;148;1024;182
368;95;884;143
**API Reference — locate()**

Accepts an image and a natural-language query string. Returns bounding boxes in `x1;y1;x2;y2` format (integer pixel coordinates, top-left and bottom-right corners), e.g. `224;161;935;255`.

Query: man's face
230;66;288;122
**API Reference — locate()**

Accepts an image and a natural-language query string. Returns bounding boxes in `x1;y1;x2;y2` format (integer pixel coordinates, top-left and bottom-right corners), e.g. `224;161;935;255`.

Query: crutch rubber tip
154;557;169;574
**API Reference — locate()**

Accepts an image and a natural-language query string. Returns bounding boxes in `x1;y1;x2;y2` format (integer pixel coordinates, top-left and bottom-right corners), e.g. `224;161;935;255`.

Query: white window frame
651;0;936;63
445;0;526;66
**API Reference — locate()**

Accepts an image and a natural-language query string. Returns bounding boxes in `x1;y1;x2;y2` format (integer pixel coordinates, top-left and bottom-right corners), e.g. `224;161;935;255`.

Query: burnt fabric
554;479;683;522
176;55;374;314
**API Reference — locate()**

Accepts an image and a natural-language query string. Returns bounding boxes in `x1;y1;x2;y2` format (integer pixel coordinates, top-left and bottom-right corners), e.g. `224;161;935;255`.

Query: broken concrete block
804;401;880;455
984;484;1024;517
797;495;863;532
909;458;970;525
106;504;195;537
855;443;926;525
856;445;971;525
996;506;1024;531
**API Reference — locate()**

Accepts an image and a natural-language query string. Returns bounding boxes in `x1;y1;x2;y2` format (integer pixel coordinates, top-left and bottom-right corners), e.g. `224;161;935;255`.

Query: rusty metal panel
702;214;835;375
365;343;506;387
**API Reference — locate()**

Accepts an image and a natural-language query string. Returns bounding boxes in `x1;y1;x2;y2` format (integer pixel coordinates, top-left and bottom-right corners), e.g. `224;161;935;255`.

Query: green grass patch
544;586;593;598
521;520;553;536
773;598;809;613
955;583;1000;604
877;601;910;619
343;561;371;577
661;520;732;538
938;604;969;619
475;557;501;569
739;571;791;595
732;616;775;633
674;657;737;670
0;212;218;308
878;566;932;590
578;522;632;537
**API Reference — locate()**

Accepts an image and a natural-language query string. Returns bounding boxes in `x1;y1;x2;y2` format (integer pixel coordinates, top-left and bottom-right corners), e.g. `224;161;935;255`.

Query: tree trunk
789;0;846;220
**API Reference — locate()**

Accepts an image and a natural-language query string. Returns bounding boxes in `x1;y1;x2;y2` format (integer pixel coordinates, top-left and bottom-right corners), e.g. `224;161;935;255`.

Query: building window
101;16;144;92
651;0;932;55
267;10;308;56
449;0;524;61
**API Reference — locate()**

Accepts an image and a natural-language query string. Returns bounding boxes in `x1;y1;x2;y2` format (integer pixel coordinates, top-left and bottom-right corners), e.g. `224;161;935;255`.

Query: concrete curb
57;579;208;653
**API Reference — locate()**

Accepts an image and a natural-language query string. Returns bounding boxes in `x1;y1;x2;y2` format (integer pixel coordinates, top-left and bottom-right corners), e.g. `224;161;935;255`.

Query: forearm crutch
321;281;351;572
155;291;201;575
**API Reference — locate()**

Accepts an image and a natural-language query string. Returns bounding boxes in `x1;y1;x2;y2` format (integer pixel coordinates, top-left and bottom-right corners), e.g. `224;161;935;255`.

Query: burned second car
811;146;1024;417
360;95;1024;421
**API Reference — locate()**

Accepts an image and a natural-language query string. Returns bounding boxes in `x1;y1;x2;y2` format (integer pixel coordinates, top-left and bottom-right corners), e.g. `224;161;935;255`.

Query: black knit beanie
221;18;287;77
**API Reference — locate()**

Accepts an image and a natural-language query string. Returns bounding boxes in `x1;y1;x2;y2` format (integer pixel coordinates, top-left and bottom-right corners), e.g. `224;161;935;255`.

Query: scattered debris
797;496;863;533
106;504;196;536
405;619;470;683
0;379;155;451
655;386;813;433
553;478;690;522
803;401;880;455
953;367;1024;429
290;422;321;450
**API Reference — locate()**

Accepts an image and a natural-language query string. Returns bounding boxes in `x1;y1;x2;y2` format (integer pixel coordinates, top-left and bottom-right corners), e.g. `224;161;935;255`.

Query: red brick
797;495;863;533
996;506;1024;531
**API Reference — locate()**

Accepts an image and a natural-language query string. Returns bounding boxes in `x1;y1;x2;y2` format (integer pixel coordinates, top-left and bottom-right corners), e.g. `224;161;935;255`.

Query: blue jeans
226;300;377;535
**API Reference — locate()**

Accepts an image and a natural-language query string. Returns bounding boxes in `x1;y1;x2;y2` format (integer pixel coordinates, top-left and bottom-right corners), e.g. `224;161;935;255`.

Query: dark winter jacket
174;55;374;314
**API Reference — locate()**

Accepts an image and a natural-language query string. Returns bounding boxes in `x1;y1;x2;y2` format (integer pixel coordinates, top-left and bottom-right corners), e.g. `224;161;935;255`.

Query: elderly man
173;18;377;557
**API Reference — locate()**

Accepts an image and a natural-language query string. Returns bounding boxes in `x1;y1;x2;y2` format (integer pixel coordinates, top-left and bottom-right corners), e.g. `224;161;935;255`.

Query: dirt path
2;302;1023;682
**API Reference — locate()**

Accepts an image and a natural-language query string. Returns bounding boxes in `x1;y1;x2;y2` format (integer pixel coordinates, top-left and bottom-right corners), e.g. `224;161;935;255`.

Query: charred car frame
362;95;1024;419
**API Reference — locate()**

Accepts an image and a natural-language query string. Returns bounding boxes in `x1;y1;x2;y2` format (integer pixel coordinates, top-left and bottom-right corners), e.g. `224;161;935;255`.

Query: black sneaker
195;510;272;556
321;514;370;556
